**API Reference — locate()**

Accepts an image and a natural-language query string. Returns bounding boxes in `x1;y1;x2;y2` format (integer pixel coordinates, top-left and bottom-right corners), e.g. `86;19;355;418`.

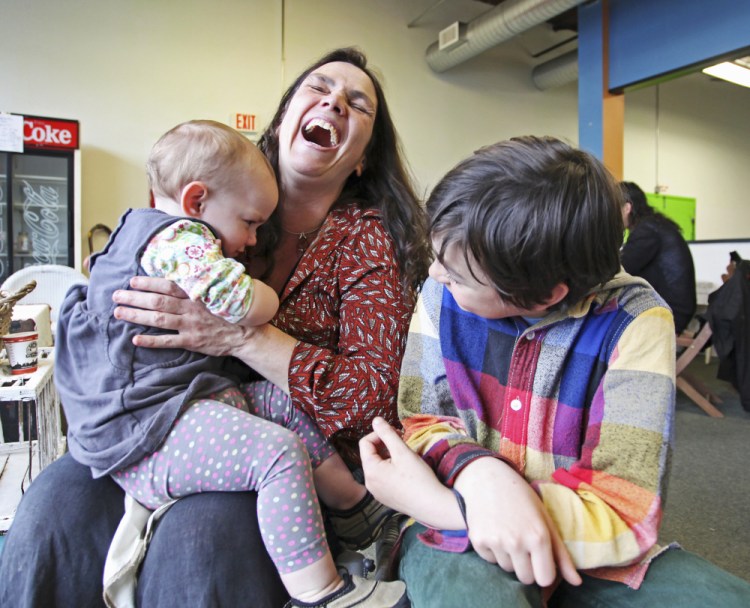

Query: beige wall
2;0;748;267
624;73;750;240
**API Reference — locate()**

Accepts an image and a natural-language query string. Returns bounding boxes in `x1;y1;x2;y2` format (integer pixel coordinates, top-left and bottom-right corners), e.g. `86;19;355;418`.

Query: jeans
399;523;750;608
0;453;289;607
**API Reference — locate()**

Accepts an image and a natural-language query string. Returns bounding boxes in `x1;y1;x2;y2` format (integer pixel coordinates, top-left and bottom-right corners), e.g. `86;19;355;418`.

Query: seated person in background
721;250;742;283
56;119;406;608
361;136;750;607
620;181;696;334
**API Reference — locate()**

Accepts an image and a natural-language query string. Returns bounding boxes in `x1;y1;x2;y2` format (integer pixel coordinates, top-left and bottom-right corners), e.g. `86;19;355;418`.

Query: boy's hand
360;417;465;530
455;457;582;588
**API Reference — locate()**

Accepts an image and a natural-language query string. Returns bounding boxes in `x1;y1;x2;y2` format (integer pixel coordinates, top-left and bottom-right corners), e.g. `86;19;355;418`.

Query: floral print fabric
141;219;254;323
274;203;415;454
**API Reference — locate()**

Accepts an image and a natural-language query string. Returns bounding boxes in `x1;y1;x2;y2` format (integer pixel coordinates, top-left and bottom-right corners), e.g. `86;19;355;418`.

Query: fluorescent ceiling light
702;57;750;88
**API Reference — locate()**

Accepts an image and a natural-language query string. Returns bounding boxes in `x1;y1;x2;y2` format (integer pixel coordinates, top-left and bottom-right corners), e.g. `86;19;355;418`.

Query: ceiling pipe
426;0;586;73
532;49;578;89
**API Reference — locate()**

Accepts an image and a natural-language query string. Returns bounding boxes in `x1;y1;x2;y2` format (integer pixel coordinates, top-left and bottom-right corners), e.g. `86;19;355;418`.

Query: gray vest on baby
56;208;241;477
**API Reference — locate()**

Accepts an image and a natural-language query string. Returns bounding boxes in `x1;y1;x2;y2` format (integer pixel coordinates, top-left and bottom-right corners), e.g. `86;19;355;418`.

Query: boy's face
201;161;278;259
429;237;549;320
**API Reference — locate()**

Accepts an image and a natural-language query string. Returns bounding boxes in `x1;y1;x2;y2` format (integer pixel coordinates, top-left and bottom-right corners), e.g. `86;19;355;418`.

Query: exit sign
233;113;257;132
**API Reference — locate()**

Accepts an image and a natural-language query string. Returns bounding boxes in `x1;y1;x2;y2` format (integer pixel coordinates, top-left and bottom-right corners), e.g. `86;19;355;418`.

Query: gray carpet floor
660;355;750;582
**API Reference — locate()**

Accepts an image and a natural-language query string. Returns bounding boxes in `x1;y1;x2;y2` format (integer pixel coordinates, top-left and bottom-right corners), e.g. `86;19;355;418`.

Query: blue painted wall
579;0;750;158
578;1;604;159
609;0;750;90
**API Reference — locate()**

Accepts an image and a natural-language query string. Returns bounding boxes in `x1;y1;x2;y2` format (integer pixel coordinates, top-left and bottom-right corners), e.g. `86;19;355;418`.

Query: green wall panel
646;193;696;241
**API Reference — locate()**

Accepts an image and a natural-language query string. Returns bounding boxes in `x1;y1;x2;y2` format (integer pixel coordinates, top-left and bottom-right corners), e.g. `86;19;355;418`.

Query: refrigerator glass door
11;153;71;274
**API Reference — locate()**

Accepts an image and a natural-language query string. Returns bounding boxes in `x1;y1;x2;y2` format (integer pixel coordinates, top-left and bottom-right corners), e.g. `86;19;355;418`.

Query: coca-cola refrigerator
0;114;81;283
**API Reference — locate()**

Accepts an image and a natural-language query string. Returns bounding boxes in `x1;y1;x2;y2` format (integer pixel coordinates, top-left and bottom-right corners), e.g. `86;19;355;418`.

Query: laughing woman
0;47;430;608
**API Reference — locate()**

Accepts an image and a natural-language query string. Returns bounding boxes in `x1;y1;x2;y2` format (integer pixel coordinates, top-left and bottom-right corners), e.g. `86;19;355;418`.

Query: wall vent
438;22;467;51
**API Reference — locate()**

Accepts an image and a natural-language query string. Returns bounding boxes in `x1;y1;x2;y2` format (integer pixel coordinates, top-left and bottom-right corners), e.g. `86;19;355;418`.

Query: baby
56;120;406;607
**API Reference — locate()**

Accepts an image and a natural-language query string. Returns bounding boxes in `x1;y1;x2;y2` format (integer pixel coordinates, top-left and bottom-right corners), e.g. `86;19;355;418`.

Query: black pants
0;453;289;607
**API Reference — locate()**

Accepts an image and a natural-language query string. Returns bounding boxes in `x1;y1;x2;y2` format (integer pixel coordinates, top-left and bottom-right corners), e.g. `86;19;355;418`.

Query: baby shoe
328;492;398;550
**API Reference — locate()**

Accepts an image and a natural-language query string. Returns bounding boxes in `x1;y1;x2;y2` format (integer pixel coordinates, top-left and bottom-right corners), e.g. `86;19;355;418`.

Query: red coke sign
23;115;79;151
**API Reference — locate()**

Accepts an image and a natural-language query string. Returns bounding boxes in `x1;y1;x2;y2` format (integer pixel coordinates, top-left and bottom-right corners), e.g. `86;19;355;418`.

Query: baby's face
202;162;278;258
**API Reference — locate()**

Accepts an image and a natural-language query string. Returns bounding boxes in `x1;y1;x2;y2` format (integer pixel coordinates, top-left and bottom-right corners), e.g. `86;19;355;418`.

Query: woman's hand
454;458;582;588
112;276;251;357
113;276;296;390
360;417;465;530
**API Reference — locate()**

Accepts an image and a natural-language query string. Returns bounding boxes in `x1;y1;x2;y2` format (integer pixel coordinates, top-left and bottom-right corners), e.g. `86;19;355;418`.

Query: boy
361;136;750;606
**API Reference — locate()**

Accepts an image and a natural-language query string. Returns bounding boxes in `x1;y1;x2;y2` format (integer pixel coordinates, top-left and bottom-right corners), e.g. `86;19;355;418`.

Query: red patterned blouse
273;202;415;459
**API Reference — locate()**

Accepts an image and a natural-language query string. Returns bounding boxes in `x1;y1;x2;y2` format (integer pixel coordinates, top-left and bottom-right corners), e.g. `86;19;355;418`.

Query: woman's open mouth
303;118;339;148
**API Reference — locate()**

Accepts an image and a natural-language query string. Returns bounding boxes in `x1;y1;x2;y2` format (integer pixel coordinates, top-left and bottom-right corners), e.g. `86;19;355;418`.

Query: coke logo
22;117;79;150
25;122;72;145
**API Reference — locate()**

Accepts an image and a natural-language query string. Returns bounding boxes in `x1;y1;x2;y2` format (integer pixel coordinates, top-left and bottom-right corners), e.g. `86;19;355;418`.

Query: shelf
12;174;67;183
12;203;65;210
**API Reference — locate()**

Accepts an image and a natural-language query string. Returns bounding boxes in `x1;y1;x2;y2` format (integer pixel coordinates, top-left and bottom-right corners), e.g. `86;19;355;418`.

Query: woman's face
277;61;377;189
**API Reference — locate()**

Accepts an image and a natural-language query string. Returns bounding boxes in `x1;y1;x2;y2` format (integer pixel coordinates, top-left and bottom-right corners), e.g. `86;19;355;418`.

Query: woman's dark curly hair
255;47;430;294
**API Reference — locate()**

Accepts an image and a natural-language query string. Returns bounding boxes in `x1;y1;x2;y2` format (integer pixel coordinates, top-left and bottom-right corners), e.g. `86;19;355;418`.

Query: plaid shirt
398;272;676;588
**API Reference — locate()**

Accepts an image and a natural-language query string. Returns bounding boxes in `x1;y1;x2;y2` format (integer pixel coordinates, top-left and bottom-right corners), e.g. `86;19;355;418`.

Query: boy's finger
550;529;582;586
359;432;382;461
528;546;557;588
557;552;582;586
370;417;409;455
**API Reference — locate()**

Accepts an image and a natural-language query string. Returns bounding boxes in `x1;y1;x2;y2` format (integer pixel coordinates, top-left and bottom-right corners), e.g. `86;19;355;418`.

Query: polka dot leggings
112;382;337;574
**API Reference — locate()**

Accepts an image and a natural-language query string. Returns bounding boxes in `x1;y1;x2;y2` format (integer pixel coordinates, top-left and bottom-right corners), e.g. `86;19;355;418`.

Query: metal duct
531;49;578;89
426;0;586;73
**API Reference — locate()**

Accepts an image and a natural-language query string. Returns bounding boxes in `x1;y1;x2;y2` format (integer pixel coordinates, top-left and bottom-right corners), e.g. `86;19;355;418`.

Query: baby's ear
180;181;208;217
